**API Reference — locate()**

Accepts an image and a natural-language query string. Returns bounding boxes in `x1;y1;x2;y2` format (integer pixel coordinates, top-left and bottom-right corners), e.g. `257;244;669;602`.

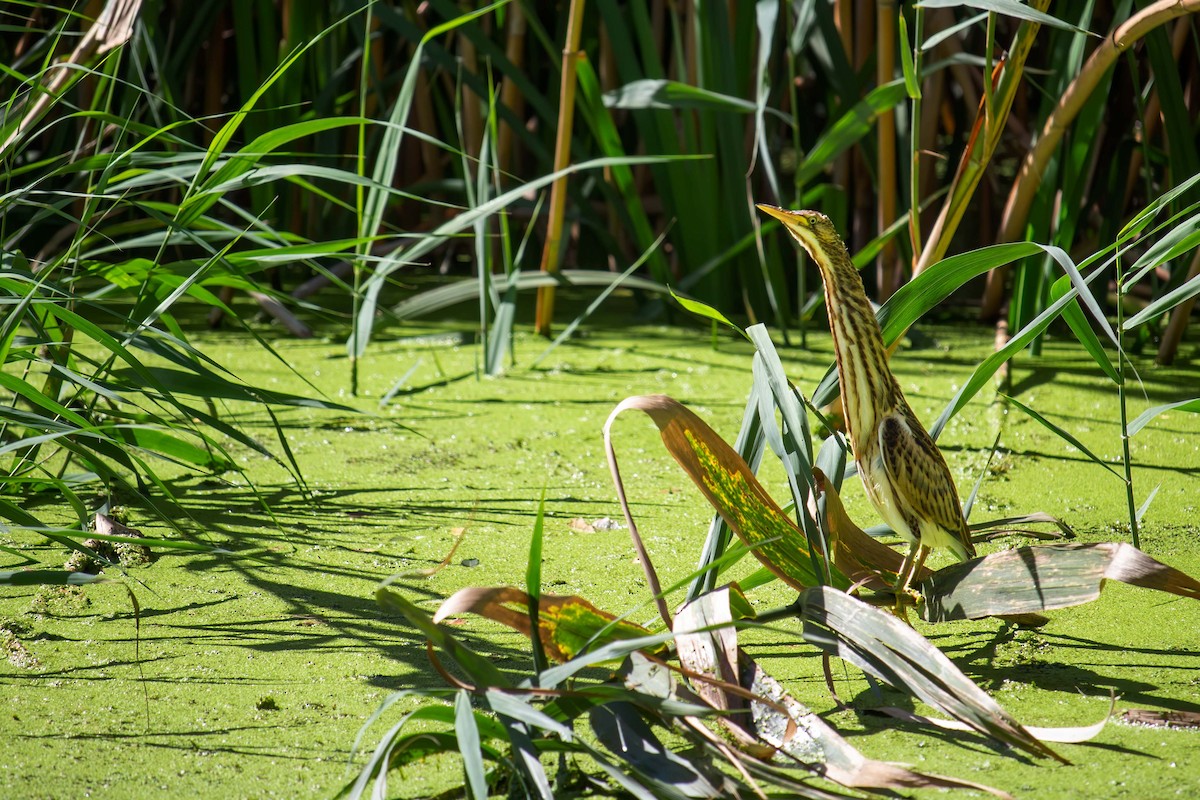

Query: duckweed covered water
2;308;1198;799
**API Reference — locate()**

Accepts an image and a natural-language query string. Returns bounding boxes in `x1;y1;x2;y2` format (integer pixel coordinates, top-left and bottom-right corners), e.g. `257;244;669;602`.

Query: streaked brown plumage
757;205;975;597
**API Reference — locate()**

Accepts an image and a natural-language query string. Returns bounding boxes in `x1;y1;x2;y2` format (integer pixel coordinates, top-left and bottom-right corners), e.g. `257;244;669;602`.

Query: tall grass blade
1001;394;1121;479
455;690;489;800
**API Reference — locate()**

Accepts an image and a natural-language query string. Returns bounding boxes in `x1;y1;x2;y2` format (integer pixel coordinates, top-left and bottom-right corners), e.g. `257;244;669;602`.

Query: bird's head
756;205;843;263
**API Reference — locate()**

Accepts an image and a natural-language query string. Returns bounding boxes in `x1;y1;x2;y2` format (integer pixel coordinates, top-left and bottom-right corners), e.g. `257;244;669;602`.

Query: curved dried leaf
747;662;1011;797
604;395;849;591
919;543;1200;623
812;468;913;590
434;586;656;663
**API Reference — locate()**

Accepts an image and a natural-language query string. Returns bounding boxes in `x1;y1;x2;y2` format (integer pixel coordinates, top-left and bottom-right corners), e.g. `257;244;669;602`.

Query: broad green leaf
814;242;1044;407
124;428;233;470
1038;244;1117;347
604;395;850;591
1122;210;1200;289
108;366;359;412
922;12;987;51
455;690;489;800
1124;270;1200;331
671;290;746;337
1120;172;1200;240
928;263;1108;440
1127;397;1200;436
526;489;548;674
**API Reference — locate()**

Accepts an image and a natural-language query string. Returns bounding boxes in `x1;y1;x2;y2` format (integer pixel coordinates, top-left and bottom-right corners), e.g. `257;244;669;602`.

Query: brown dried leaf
433;586;657;663
604;395;849;592
812;468;918;589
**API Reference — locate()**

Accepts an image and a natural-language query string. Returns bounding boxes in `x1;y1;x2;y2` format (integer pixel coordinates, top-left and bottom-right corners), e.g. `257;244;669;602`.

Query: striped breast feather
877;409;974;559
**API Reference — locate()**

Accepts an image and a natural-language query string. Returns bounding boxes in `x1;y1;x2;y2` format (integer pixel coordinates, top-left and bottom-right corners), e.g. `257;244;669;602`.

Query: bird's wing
877;410;974;559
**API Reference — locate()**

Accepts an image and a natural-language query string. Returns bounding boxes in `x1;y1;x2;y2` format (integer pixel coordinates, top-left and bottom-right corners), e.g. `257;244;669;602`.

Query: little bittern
757;205;975;601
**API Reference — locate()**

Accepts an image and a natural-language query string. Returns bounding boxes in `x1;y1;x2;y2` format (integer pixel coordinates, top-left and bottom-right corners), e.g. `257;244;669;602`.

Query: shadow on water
75;477;598;694
927;624;1200;715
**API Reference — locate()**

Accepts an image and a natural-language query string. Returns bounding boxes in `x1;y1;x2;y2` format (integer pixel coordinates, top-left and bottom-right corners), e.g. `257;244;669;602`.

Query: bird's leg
912;545;931;580
893;542;926;620
894;541;919;596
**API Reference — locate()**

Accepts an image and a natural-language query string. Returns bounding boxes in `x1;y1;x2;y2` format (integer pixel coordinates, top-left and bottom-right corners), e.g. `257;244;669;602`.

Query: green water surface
2;306;1198;799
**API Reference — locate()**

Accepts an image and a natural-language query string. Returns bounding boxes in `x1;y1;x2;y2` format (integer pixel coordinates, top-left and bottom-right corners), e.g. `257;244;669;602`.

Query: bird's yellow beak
756;203;812;230
757;204;819;255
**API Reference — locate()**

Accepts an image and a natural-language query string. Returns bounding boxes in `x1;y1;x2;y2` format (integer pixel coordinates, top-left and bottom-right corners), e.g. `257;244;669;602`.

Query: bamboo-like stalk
876;0;898;299
912;0;1049;277
534;0;587;336
992;1;1200;292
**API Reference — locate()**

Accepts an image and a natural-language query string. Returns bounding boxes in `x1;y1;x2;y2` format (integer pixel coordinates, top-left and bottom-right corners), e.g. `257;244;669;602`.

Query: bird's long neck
817;249;900;442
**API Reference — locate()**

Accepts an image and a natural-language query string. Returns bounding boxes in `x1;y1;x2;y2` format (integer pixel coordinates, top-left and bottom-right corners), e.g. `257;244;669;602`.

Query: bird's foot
890;588;921;625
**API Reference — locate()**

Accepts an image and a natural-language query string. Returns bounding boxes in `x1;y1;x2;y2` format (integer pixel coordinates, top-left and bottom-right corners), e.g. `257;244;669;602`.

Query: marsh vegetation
3;2;1200;798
